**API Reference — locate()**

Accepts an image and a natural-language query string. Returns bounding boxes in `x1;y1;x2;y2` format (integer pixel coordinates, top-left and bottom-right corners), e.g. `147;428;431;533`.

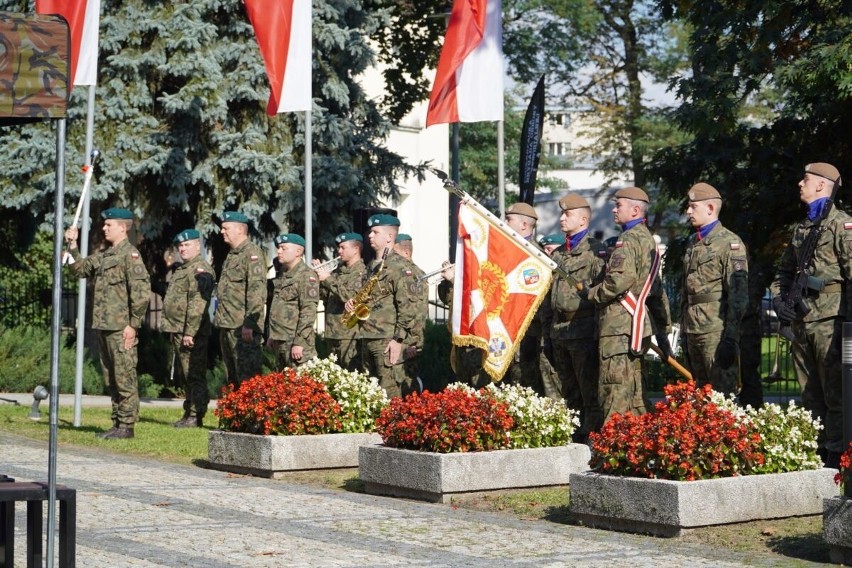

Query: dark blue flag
518;75;545;205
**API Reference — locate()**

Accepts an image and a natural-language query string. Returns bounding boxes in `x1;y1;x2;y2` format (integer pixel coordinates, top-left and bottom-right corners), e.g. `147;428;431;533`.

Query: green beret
221;210;249;224
538;233;566;246
274;233;306;247
395;233;412;243
174;229;200;244
101;208;133;220
335;232;363;244
614;186;649;203
687;182;721;202
367;214;400;228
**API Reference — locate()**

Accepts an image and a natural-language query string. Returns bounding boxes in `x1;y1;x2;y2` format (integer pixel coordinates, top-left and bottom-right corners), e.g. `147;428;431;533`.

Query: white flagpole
497;120;505;218
304;0;313;263
73;85;96;427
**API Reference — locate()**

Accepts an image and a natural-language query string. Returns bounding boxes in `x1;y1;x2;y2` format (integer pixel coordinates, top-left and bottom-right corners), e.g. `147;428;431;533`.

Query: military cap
274;233;306;248
559;193;590;210
221;210;249;224
367;213;400;227
506;202;538;220
614;186;649;203
335;232;363;244
805;162;841;183
687;182;721;202
538;233;566;247
101;207;133;220
173;229;200;244
395;233;412;243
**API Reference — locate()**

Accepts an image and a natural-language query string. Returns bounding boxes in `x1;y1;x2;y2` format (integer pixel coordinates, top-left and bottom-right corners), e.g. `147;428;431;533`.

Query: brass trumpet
418;263;455;282
312;256;341;272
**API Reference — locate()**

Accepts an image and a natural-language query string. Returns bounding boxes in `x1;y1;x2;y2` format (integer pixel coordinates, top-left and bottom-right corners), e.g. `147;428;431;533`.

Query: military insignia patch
309;276;316;283
250;255;259;261
131;252;139;259
614;241;624;248
405;270;412;276
730;243;740;250
133;265;144;275
734;261;743;271
845;222;852;230
196;268;206;273
610;255;624;269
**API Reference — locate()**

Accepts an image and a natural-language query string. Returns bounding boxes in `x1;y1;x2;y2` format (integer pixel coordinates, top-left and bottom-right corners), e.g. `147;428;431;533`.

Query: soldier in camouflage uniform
537;233;569;402
65;208;150;439
267;233;319;369
540;195;607;437
394;234;429;394
350;214;425;398
162;229;216;428
586;187;671;424
313;232;366;371
213;211;267;389
771;163;850;468
681;183;749;396
737;247;767;408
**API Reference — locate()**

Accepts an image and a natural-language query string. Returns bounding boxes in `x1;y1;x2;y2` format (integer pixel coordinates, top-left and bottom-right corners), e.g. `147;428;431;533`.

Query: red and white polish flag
426;0;503;126
244;0;312;115
451;201;552;381
36;0;101;86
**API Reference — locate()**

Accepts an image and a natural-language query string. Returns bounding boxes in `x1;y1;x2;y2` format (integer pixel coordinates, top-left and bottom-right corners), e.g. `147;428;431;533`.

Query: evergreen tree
0;0;415;273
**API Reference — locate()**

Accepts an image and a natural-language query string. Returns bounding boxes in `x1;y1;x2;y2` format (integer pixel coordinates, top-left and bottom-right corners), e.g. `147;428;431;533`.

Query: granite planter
824;496;852;564
208;430;382;478
568;469;838;537
358;443;591;503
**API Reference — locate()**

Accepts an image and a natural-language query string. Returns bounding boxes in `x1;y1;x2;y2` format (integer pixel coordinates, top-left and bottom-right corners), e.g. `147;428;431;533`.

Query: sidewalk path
0;434;826;567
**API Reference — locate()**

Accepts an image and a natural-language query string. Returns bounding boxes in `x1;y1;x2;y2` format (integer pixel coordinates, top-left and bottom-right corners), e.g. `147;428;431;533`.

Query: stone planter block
824;496;852;565
208;431;382;478
569;469;838;537
359;444;591;503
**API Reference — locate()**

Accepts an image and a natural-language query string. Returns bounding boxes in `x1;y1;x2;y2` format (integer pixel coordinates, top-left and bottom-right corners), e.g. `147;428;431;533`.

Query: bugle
312;256;341;272
418;263;455;282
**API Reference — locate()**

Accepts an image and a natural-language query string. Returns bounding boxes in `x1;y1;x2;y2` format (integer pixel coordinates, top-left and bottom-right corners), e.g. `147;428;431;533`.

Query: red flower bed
375;389;514;453
589;381;764;481
215;369;342;435
836;441;852;491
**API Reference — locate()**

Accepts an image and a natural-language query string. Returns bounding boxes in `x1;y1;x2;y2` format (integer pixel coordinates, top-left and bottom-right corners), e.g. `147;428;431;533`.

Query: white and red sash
617;244;662;354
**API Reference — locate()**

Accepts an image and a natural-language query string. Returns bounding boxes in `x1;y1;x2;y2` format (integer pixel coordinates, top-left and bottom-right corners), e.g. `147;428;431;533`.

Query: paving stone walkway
0;432;829;567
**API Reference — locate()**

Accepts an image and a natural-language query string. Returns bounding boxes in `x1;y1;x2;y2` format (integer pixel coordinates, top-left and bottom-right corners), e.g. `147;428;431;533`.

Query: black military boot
174;416;198;428
103;426;134;439
96;422;119;439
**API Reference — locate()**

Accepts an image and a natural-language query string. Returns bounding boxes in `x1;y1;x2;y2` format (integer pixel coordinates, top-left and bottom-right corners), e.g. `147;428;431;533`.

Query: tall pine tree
0;0;414;272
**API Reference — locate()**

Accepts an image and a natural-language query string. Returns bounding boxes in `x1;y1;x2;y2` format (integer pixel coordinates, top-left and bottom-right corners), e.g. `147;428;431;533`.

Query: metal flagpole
73;84;97;427
449;123;460;261
497;120;505;218
305;111;312;263
47;117;67;568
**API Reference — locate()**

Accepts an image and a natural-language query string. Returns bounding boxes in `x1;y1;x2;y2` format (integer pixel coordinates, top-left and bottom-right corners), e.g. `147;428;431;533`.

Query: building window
548;142;571;157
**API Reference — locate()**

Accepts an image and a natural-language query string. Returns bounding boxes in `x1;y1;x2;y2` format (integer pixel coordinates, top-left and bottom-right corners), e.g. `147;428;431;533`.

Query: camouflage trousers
326;338;361;372
599;335;650;426
737;324;764;408
98;329;139;427
219;327;263;389
171;333;210;419
791;318;844;453
360;338;417;399
552;338;602;435
539;350;562;401
503;336;544;395
684;331;739;396
450;345;490;389
269;339;317;371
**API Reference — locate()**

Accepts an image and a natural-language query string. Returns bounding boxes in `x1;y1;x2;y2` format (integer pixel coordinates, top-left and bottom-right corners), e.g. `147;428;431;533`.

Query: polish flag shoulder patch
730;243;741;250
614;241;624;249
130;252;139;260
844;222;852;230
250;255;259;261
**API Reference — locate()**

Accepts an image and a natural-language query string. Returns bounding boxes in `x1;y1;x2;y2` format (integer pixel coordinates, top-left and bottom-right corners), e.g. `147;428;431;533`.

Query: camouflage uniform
738;254;768;408
69;239;150;428
357;250;424;398
540;236;606;434
162;254;215;421
268;261;319;369
771;204;852;455
213;240;267;387
396;257;428;393
681;223;749;395
320;259;366;370
588;223;670;424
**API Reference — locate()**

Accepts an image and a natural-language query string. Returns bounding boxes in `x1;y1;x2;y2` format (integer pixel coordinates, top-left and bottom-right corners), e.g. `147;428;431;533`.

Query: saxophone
342;248;389;329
